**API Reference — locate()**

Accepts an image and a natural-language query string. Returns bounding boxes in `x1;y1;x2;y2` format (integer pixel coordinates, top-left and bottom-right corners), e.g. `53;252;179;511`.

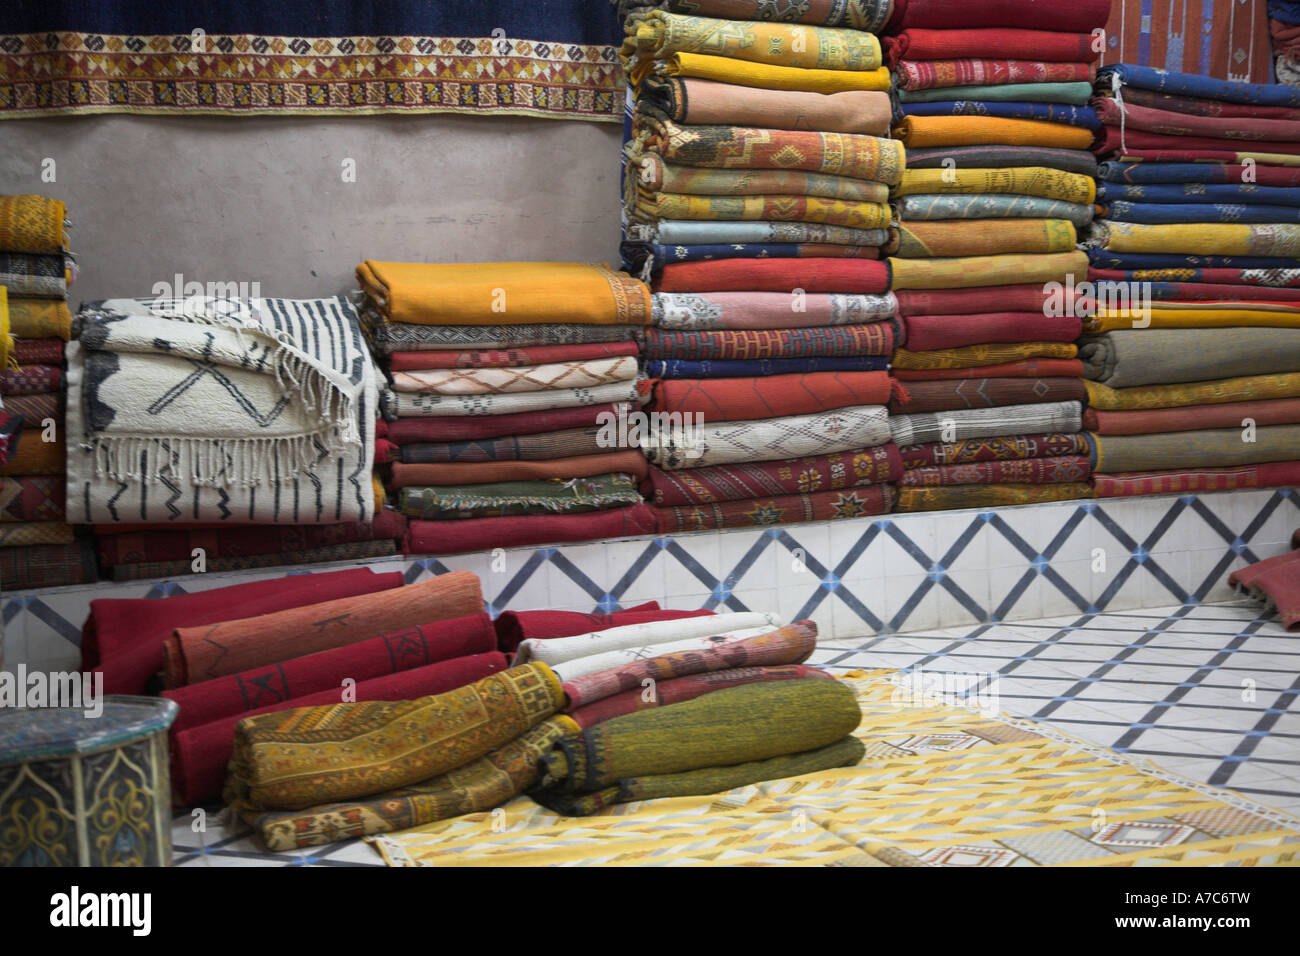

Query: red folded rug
493;604;715;654
0;365;60;395
388;342;638;370
0;475;64;521
900;432;1090;469
567;664;833;729
385;403;628;443
655;485;893;532
654;258;888;294
1087;268;1300;289
642;445;903;506
903;313;1082;351
171;651;507;805
895;284;1089;316
163;612;498;732
12;339;65;366
645;324;896;360
1094;126;1300;157
1092;461;1300;497
162;570;483;687
652;371;895;421
405;503;660;556
888;0;1112;31
1083;398;1300;435
0;539;95;590
83;567;402;695
893;359;1086;381
884;28;1100;65
900;456;1092;486
1085;275;1300;299
889;377;1087;414
897;59;1094;91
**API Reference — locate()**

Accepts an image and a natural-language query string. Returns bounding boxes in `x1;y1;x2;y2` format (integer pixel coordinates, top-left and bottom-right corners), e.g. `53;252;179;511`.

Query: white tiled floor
169;597;1300;866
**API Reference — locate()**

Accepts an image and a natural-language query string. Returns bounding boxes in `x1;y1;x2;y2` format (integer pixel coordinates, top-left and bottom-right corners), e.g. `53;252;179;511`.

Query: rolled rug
1078;328;1300;388
403;503;660;556
163;612;498;733
531;679;863;815
223;660;556;812
513;611;780;669
1087;425;1300;473
1092;462;1300;497
356;261;651;327
175;651;509;806
888;401;1083;446
82;567;402;695
550;626;781;683
642;404;891;470
566;664;833;729
1228;552;1300;630
642;445;903;506
494;605;715;654
1083;398;1300;434
656;485;894;531
162;570;483;687
560;621;815;710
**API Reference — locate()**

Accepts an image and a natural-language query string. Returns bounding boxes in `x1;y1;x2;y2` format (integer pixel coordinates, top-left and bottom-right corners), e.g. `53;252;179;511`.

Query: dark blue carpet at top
4;1;622;45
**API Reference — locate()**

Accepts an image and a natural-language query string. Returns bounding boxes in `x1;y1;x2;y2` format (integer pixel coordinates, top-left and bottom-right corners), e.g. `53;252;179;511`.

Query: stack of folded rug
881;0;1110;512
358;260;659;555
220;609;863;850
615;3;904;529
0;195;90;588
66;294;395;579
1082;65;1300;497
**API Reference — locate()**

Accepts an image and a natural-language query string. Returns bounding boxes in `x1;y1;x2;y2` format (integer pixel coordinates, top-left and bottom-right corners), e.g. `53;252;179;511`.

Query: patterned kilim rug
371;670;1300;867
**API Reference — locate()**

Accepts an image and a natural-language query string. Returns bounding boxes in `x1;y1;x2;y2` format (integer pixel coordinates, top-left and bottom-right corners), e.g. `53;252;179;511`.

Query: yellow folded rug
638;52;892;93
893;116;1094;150
896;167;1096;204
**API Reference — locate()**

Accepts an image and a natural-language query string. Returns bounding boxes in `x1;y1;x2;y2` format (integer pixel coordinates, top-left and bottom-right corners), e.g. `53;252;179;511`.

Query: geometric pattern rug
369;669;1300;867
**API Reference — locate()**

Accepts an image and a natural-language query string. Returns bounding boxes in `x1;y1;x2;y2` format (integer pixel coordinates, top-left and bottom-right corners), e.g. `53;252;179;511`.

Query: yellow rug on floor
369;670;1300;866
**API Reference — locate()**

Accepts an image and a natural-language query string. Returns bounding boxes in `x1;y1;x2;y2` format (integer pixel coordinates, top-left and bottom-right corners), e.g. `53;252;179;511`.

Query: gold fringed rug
370;670;1300;867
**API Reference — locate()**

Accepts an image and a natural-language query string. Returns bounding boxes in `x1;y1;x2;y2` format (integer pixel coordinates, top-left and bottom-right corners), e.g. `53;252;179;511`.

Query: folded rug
898;100;1100;128
1084;306;1300;333
903;313;1082;351
899;433;1090;468
1098;201;1300;226
12;338;65;365
622;11;883;72
639;76;891;136
162;570;483;687
239;714;573;850
894;343;1078;370
643;445;902;506
0;252;67;297
1088;425;1300;472
0;429;63;475
895;483;1091;510
0;195;67;254
888;251;1088;290
67;295;376;525
642;51;892;94
644;325;896;360
647;357;890;377
495;605;715;654
83;567;401;694
371;322;642;354
643;404;891;469
1085;221;1300;257
895;60;1094;92
1092;127;1300;159
652;291;895;330
106;540;398;582
0;392;59;422
390;451;648;487
1083;398;1300;434
388;341;638;371
396;474;643;520
657;485;894;531
633;193;893;229
629;108;905;182
164;612;498;734
396;425;612;463
1094;182;1300;206
1097;63;1300;109
222;659;549;812
404;503;660;556
896;166;1096;203
893;115;1095;149
894;219;1077;258
0;538;95;589
1092;461;1300;497
894;283;1078;316
899;82;1095;106
900;456;1090;486
890;377;1086;414
0;365;59;395
357;261;650;327
562;621;817;709
391;356;638;396
652;371;894;421
382;379;644;418
889;0;1113;32
0;522;75;547
898;194;1093;228
885;27;1101;63
623;239;880;274
1079;328;1300;387
385;403;630;444
567;663;833;729
7;297;73;340
1228;552;1300;631
0;475;63;522
660;0;892;30
1098;160;1300;186
532;678;861;805
1083;373;1300;410
654;257;889;293
889;401;1083;446
94;512;406;566
513;612;779;670
1093;96;1300;143
626;217;888;247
